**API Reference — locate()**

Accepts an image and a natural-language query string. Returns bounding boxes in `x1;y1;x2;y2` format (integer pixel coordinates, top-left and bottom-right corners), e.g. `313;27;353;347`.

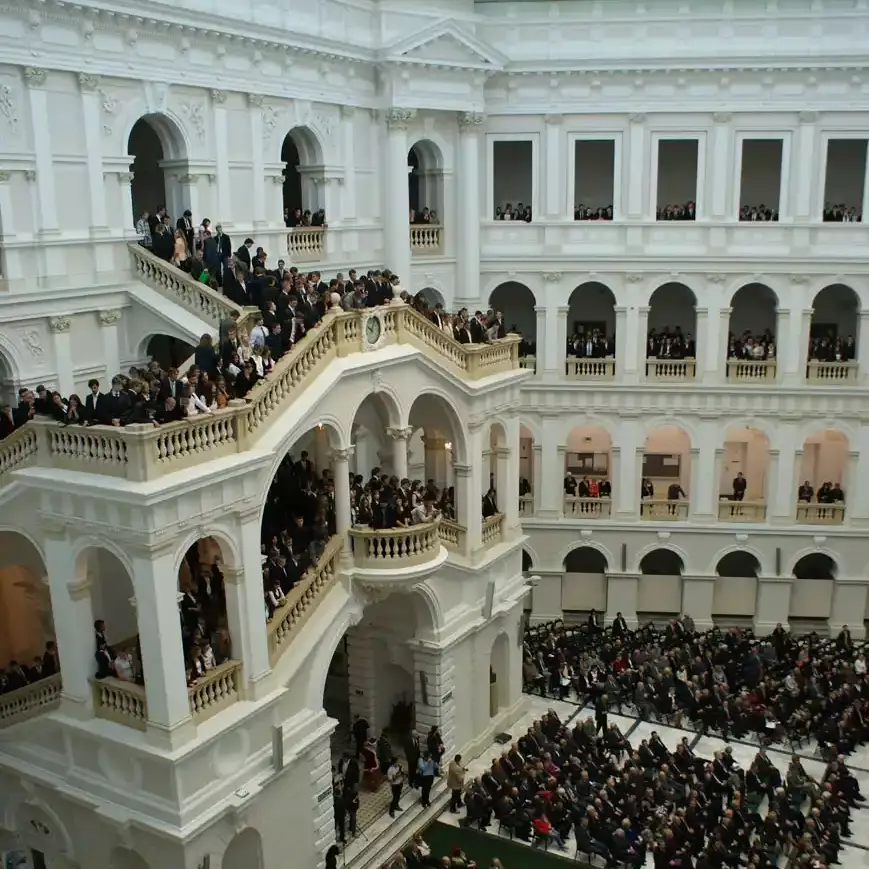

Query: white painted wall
719;428;769;498
656;139;698;207
800;430;848;486
739;139;783;210
823;139;867;211
713;576;758;616
574;141;615;209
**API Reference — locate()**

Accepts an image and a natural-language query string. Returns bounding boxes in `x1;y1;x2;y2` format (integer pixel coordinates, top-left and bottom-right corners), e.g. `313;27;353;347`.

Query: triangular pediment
382;20;507;70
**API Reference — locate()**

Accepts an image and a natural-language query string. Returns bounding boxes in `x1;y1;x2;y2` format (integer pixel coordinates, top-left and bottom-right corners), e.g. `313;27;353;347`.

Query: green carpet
423;819;590;868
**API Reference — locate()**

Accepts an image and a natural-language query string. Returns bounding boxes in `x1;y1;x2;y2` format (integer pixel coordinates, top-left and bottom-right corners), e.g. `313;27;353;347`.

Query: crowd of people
797;481;846;505
502;618;867;867
284;205;328;228
656;202;697;221
807;334;857;364
575;205;614;221
738;204;780;222
645;328;697;360
822;204;862;223
493;204;533;222
411;207;440;225
567;328;615;360
564;474;613;506
0;641;60;696
727;331;777;363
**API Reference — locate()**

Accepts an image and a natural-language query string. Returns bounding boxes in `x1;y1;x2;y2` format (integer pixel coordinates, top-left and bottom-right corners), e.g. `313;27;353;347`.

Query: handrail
640;498;690;519
188;660;242;723
0;425;39;489
22;305;522;483
795;501;846;524
482;513;505;546
718;499;766;521
268;536;343;666
437;519;467;554
349;521;441;567
0;674;62;727
563;496;612;517
806;360;858;382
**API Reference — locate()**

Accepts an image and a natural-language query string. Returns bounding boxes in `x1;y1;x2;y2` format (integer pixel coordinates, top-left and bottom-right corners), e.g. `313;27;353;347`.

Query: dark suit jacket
235;245;252;268
101;391;132;425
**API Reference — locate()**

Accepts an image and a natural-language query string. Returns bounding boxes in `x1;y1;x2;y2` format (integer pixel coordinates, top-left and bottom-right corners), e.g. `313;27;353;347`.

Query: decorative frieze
385;108;415;131
211;89;228;104
24;67;46;87
99;310;123;327
458;111;485;129
77;73;100;92
49;316;71;334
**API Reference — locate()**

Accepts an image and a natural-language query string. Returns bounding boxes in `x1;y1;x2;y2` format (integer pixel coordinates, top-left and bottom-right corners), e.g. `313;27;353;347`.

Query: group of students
0;641;60;695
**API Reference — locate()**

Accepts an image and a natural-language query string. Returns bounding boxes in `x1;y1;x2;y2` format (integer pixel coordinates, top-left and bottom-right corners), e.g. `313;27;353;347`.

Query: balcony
641;499;690;520
287;227;326;263
646;359;696;381
482;513;506;546
519;495;534;516
565;358;615;380
564;497;612;518
726;360;777;383
519;356;537;373
795;502;846;524
806;361;858;383
92;660;242;731
438;519;467;552
0;426;38;491
718;500;767;522
349;521;441;568
0;674;62;728
410;224;444;256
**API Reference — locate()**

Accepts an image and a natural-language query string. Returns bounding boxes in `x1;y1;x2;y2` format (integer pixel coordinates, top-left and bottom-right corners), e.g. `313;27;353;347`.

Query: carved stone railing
410;224;444;256
640;499;690;520
519;355;536;373
128;243;247;329
482;513;505;546
437;519;467;554
519;495;534;515
20;307;521;483
718;500;767;522
806;360;858;383
0;674;62;727
349;521;441;568
287;227;326;262
564;497;612;518
268;536;343;666
0;426;39;490
93;677;148;730
726;359;777;382
795;502;846;524
188;660;242;723
565;358;615;380
646;359;696;381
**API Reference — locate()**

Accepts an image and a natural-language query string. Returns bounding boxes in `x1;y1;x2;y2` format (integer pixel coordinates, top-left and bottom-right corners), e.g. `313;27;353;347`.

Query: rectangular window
739;139;783;220
573;140;615;220
655;139;699;220
823;139;867;221
492;140;533;222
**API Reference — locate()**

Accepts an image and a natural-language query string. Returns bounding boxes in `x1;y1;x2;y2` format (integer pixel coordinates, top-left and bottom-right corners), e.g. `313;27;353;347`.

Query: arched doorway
791;553;837;634
797;429;848;524
713;551;760;628
563;424;612;517
281;126;324;222
408;139;444;224
416;286;445;309
0;345;17;407
641;425;691;519
127;114;188;225
719;425;771;521
222;828;264;869
638;549;684;626
489;632;510;715
727;283;778;379
349;392;401;485
562;546;608;617
488;282;537;356
808;284;859;380
0;532;56;695
646;282;698;378
565;282;617;378
142;334;195;372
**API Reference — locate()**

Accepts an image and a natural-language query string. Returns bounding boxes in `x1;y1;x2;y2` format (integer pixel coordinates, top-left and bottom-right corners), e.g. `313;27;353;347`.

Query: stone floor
435;694;869;867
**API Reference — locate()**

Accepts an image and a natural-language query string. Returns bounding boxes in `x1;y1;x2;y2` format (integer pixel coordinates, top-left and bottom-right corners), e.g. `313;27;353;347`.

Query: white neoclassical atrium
0;0;869;867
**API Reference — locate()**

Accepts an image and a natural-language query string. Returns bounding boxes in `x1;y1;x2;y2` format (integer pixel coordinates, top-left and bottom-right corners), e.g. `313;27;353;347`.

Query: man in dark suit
732;472;747;501
101;376;132;426
235;238;254;269
176;209;194;253
13;388;35;428
84;378;103;425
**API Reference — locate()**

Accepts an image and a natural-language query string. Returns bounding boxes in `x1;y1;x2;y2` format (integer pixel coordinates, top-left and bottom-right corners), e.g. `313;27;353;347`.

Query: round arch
488;281;537;342
563;545;609;574
557;540;615;572
789;550;839;579
728;282;779;344
0;334;21;406
110;847;150;869
810;284;860;360
647;282;698;341
641;424;692;502
490;631;511;713
417;286;446;308
406;390;468;466
173;529;241;578
715;550;762;578
634;543;689;574
139;334;195;371
281;125;325;218
521;548;536;573
566;282;618;354
409;139;445;221
348;389;402;437
708;544;767;576
14;800;74;861
222;827;264;869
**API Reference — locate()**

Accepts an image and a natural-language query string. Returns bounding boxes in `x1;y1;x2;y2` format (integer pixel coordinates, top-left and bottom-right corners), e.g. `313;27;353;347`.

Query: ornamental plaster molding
212;89;228;104
183;101;206;140
0;84;17;133
99;309;123;326
77;73;100;92
49;316;71;334
458;111;485;129
542;272;563;283
24;67;46;88
385;108;416;130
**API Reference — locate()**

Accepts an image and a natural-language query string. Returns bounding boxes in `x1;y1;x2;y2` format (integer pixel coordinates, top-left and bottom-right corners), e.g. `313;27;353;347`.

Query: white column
691;425;717;521
778;131;793;222
537;416;563;518
457;112;484;307
754;576;793;633
531;444;543;515
340;106;357;222
850;425;869;527
605;573;639;628
556;305;569;375
681;575;715;631
49;317;74;396
635;306;650;380
386;426;412;480
454;462;482;555
99;309;122;378
384;108;414;289
534;305;546;374
530;570;563;624
829;579;869;639
500;417;521;531
411;644;457;758
614;305;628;376
608;446;621;514
44;532;95;717
771;423;799;523
0;172;23;289
78;74;107;231
211;90;232;226
25;68;58;233
694;306;708;379
626;114;647;219
709;113;733;220
118;172;135;232
542;279;565;373
793;112;818;222
248;94;267;228
543;114;564;218
615;418;642;520
332;447;354;555
132;547;194;747
795;308;813;383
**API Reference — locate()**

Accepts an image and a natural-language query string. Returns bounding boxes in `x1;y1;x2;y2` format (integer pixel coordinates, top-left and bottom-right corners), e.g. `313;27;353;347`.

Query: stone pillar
117;172;135;235
412;644;457;758
529;570;563;624
537;416;562;518
614;305;628;376
25;68;58;234
693;307;708;379
49;316;74;396
211;90;233;226
457;112;484;306
44;532;95;717
691;423;718;522
793;112;819;222
615;417;641;520
795;308;813;384
771;424;799;524
306;719;338;869
534;305;547;374
386;426;412;480
247;93;267;227
774;306;791;382
706;305;731;384
340;106;357;223
829;579;869;639
608;446;621;514
131;546;194;748
626;114;647;219
459;424;485;553
556;305;569;375
850;425;869;527
605;573;639;628
531;444;543;516
346;628;379;731
681;575;716;631
384;108;414;289
754;576;793;634
99;309;123;378
332;447;354;557
78;74;108;232
636;306;650;380
709;113;733;220
543;114;564;218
